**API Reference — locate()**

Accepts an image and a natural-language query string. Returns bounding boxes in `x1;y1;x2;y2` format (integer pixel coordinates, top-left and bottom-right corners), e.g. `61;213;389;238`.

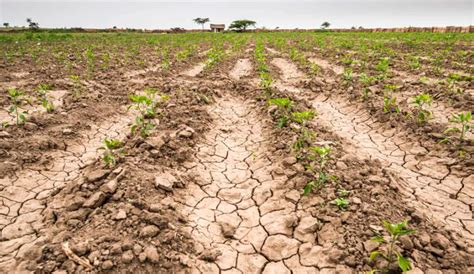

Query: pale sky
1;0;473;29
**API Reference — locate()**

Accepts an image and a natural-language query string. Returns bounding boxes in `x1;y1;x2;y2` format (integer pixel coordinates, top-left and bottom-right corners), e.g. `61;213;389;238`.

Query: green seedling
337;188;351;197
309;62;320;76
342;67;353;83
369;220;415;273
269;98;293;128
292;111;316;156
293;127;316;156
303;145;336;195
260;72;273;94
70;75;82;97
446;73;463;94
412;93;432;124
37;84;54;113
375;57;390;79
408;56;420;70
331;198;349;210
361;88;371;101
383;85;400;113
291;111;315;126
7;88;27;125
161;59;170;71
359;73;376;87
85;48;95;78
128;88;169;138
442;112;472;143
99;138;123;167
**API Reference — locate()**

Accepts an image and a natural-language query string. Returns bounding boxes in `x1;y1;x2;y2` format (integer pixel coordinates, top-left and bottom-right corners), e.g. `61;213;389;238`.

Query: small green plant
359;73;376;87
260;72;273;94
383;85;400;113
85;47;95;78
269;98;293;128
303;145;335;195
369;220;415;273
337;188;350;197
408;56;420;70
99;138;124;167
37;84;54;113
7;88;27;125
375;57;390;79
412;93;432;124
361;88;371;101
309;62;320;76
128;88;169;138
331;197;349;210
70;75;82;97
291;111;315;126
442;112;472;143
446;73;463;94
342;67;353;83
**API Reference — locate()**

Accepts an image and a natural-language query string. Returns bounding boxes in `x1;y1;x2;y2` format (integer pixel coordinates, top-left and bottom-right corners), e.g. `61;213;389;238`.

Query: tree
26;18;39;30
193;18;210;30
321;21;330;29
229;20;256;32
3;23;9;28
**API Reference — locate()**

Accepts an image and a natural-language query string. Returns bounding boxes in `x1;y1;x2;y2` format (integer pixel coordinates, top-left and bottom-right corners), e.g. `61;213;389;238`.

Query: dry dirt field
0;31;473;273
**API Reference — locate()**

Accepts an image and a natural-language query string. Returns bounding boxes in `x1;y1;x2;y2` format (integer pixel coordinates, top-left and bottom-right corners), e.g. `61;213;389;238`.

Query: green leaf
371;235;386;243
303;181;315;196
398;229;416;236
397;254;412;272
369;251;380;262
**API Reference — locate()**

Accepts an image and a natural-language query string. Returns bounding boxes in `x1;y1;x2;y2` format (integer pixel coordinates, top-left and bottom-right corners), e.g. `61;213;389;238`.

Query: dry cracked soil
0;46;473;274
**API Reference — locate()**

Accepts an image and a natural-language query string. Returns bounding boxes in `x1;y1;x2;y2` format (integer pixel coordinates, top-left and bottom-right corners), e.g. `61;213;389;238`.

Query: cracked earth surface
270;56;474;246
0;114;131;269
173;95;346;273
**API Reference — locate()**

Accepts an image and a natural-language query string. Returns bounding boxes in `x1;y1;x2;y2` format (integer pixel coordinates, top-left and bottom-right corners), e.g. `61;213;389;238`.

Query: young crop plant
269;98;293;128
375;57;390;79
128;88;169;138
383;85;400;114
342;67;353;84
99;138;124;167
309;62;320;77
442;112;473;144
446;73;463;94
37;84;54;113
408;55;421;70
7;88;28;125
303;145;336;195
260;72;274;95
291;111;315;126
359;73;376;86
85;48;96;78
368;220;415;273
70;75;83;97
331;197;349;210
291;111;316;156
358;73;377;101
412;93;432;124
205;47;224;69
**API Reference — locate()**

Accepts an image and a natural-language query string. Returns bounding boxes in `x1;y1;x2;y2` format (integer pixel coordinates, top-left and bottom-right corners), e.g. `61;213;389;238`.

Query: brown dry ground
0;41;473;274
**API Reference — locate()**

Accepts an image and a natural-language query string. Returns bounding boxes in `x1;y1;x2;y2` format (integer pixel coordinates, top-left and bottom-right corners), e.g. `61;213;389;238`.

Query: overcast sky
1;0;472;29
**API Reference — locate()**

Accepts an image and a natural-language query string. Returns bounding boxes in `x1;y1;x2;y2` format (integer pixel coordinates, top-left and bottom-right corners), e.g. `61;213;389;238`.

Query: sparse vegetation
7;88;28;125
369;220;416;273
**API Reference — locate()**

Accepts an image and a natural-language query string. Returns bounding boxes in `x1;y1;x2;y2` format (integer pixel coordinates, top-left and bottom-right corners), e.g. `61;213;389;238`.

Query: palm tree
321;22;330;29
193;18;210;30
